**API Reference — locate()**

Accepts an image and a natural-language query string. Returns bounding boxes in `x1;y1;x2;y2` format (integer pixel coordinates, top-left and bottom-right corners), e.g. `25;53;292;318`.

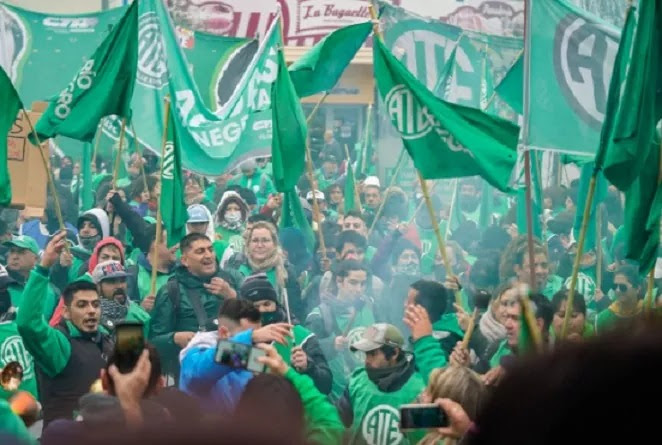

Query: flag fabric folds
595;1;662;273
288;22;372;97
160;107;188;249
32;1;138;143
373;38;519;192
0;67;23;206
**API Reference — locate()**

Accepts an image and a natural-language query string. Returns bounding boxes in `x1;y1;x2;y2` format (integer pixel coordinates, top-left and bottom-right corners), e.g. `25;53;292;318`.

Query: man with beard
150;233;240;379
336;323;424;444
240;274;332;394
17;231;114;426
91;261;150;336
3;235;59;317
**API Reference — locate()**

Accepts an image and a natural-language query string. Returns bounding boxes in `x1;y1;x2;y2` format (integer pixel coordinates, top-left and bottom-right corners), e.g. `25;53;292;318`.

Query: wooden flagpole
111;117;127;188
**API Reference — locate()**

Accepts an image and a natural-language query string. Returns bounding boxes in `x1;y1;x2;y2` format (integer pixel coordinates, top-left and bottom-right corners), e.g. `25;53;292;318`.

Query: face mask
224;211;242;224
396;262;420;276
261;309;283;326
60;166;73;181
80;234;101;251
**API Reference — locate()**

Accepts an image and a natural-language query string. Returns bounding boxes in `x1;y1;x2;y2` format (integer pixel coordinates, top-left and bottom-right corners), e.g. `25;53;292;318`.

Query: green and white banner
523;0;620;156
379;1;522;121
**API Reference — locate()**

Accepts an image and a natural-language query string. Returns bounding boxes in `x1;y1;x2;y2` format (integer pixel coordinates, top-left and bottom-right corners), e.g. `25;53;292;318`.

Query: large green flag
280;190;315;254
595;1;662;273
161;107;188;248
32;1;138;143
373;38;519;192
289;21;372;98
271;44;307;193
523;0;621;156
0;67;23;206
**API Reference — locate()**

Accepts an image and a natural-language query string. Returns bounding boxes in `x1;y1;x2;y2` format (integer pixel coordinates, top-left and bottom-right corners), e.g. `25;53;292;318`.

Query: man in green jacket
336;323;425;445
227;159;275;207
150;233;240;378
16;231;114;427
3;235;58;318
90;260;151;336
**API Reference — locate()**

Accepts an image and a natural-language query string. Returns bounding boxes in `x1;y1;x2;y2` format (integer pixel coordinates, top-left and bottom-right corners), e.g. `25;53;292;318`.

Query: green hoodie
411;318;457;384
285;368;344;445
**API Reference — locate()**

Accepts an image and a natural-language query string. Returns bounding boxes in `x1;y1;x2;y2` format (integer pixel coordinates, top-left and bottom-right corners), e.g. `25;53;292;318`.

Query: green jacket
348;367;425;445
0;399;35;445
594;301;643;335
15;268;108;378
128;261;174;302
8;272;58;320
285;368;344;445
0;320;38;401
149;266;239;371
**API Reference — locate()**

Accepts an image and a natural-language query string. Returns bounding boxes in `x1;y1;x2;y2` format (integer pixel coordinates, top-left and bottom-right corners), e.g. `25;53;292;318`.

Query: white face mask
224;211;242;224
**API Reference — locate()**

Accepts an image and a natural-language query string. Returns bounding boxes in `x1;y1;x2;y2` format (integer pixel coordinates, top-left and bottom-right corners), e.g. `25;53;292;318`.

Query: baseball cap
0;264;15;288
364;176;381;188
239;273;278;303
92;260;129;284
3;235;39;256
306;190;325;202
187;204;209;224
350;323;405;352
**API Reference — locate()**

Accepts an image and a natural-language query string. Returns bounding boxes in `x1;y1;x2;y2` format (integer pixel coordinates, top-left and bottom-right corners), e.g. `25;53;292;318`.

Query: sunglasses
614;283;629;292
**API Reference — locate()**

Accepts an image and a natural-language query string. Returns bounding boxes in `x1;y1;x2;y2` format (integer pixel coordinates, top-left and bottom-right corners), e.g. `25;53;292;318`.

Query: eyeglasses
614;283;629;292
250;237;273;245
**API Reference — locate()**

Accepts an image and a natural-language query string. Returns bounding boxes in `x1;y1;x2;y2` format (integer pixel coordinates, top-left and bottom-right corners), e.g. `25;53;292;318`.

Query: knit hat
239;273;278;303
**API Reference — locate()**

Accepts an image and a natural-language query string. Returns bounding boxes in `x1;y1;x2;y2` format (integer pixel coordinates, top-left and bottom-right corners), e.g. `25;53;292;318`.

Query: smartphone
400;403;448;431
114;321;145;373
214;340;266;373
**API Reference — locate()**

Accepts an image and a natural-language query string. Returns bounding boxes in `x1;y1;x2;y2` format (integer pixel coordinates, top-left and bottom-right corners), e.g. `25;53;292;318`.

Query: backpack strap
167;279;181;314
318;302;338;338
186;287;213;332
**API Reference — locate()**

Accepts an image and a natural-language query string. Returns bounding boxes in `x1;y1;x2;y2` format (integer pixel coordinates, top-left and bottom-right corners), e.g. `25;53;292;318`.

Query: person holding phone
239;274;332;394
16;231;114;427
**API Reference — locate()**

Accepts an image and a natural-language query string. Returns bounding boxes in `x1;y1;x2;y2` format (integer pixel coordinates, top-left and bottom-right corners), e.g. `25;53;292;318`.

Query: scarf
366;358;414;392
247;246;287;290
479;309;507;344
219;218;244;232
100;298;129;327
608;300;643;318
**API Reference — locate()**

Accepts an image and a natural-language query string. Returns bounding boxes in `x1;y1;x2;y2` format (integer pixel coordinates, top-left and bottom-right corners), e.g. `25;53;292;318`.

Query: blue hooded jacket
179;329;254;412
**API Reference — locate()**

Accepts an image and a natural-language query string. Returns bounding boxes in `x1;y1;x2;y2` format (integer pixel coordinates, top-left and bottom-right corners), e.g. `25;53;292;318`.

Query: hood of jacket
88;237;125;274
77;208;110;241
186;204;216;241
215;191;249;225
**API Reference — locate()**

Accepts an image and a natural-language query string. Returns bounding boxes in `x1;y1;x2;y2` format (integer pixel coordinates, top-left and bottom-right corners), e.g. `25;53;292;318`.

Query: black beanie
239;273;278;303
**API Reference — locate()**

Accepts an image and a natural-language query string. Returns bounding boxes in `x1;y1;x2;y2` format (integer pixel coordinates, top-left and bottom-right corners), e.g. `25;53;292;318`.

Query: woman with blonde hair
417;365;488;445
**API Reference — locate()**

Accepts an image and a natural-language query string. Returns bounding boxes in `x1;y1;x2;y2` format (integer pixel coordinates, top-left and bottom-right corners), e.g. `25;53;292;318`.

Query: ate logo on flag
553;15;619;130
137;12;168;89
385;84;474;158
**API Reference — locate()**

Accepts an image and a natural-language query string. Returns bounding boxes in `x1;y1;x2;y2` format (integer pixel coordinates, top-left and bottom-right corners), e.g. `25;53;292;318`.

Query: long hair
418;365;488;445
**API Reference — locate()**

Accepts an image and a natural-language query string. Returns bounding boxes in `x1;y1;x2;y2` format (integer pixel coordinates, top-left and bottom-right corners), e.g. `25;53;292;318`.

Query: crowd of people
0;135;660;444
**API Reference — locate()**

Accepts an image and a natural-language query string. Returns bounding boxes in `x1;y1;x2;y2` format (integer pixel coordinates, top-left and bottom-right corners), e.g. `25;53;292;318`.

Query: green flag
596;2;662;273
523;0;620;156
271;44;307;193
572;163;608;252
161;108;188;248
0;67;23;206
81;142;94;211
32;1;138;143
289;22;372;97
344;162;358;214
516;151;543;238
373;38;519;192
495;54;523;115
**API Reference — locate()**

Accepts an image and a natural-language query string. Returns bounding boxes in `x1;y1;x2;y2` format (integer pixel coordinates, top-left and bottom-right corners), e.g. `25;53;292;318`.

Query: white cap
364;176;381;188
306;190;325;201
